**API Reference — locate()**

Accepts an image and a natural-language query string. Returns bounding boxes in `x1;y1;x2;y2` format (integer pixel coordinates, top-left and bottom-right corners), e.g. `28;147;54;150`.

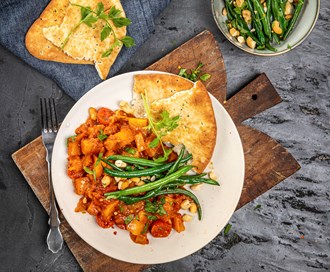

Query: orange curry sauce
67;107;190;244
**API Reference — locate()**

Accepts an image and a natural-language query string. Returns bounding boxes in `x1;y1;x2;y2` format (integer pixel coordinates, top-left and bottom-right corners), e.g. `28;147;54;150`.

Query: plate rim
52;70;245;264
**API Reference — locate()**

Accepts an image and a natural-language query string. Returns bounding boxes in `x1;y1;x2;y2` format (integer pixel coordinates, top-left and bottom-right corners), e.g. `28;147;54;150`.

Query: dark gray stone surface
0;0;329;271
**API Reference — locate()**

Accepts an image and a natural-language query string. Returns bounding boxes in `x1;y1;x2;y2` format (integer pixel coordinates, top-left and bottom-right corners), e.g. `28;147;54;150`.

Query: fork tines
40;98;59;133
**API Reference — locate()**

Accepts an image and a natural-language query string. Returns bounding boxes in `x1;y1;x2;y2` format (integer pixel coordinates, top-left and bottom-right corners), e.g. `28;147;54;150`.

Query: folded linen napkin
0;0;170;100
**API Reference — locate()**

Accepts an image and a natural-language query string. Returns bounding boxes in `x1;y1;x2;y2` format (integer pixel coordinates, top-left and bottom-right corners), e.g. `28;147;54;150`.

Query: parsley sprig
141;92;180;162
62;2;135;57
178;62;211;82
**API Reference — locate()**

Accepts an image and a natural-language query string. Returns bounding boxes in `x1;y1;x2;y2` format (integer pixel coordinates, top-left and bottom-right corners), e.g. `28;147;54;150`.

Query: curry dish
67;107;198;244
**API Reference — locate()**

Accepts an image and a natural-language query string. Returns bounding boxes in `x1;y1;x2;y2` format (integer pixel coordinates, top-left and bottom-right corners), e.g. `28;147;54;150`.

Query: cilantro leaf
124;214;134;225
112;17;132;27
200;73;211;81
81;6;91;19
178;62;211;82
83;13;98;27
124;147;136;155
102;39;122;57
100;25;111;41
108;6;122;18
120;36;136;47
97;129;108;141
96;2;104;16
145;198;167;216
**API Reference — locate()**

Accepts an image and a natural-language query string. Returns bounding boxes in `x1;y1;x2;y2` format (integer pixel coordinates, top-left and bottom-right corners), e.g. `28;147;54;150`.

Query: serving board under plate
12;30;300;272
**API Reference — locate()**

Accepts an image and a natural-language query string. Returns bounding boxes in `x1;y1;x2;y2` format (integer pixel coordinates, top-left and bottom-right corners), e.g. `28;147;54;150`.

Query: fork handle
45;148;63;253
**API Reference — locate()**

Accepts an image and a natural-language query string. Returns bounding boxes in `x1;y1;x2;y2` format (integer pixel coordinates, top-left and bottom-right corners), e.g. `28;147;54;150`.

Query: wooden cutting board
12;30;300;272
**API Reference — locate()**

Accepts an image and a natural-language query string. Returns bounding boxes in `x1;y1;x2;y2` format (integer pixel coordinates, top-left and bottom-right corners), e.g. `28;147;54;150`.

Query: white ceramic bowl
211;0;320;56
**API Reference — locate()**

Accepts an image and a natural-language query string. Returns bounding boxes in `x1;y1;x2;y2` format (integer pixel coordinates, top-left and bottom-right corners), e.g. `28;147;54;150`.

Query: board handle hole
252;94;258;100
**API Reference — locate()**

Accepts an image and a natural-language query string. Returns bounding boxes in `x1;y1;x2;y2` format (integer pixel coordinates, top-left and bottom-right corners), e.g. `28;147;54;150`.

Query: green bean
120;187;202;220
177;177;220;186
265;42;277;52
251;0;272;39
104;163;173;178
266;0;272;23
283;0;304;40
226;0;260;44
100;158;124;172
179;173;207;179
105;165;193;198
106;155;165;167
272;0;286;36
225;0;234;21
166;148;185;176
118;189;160;205
247;0;265;45
272;32;281;44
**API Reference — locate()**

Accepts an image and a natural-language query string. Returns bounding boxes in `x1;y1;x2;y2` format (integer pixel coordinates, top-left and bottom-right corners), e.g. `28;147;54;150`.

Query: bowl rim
211;0;321;56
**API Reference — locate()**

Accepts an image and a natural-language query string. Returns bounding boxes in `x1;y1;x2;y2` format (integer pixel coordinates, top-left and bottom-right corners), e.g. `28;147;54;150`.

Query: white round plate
52;71;245;264
211;0;320;56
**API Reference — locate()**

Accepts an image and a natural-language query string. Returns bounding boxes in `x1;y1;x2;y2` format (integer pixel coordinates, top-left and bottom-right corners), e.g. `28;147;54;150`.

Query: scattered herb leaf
141;222;149;234
178;62;211;82
124;214;134;225
254;204;261;210
147;215;158;221
145;198;167;216
67;135;77;146
224;223;232;236
97;129;108;141
124;147;136;155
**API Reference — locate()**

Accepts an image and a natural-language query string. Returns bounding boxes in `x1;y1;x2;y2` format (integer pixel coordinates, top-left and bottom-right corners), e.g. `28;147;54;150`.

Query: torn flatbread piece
151;80;217;173
42;0;126;79
25;0;92;64
131;74;194;117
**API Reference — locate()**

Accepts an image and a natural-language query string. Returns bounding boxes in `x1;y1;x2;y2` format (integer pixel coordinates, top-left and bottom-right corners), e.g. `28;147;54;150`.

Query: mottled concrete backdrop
0;0;329;271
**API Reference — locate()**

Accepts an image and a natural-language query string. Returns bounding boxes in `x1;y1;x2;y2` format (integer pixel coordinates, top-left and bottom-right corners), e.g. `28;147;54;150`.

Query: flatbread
42;0;126;79
131;74;194;117
151;81;217;173
25;0;92;64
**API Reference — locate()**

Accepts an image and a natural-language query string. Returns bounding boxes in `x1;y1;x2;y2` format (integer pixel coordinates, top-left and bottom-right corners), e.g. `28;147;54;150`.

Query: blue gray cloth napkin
0;0;170;100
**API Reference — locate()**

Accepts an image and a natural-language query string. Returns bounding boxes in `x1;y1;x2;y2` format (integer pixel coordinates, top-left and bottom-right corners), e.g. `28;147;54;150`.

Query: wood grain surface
12;30;300;272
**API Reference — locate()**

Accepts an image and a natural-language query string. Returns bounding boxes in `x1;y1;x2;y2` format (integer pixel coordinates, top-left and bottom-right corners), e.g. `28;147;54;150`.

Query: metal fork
40;98;63;253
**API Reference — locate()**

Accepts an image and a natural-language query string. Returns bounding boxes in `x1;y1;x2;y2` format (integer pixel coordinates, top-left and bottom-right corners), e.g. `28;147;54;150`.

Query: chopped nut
229;28;240;37
236;0;245;8
272;20;282;35
130;177;141;183
285;1;293;15
115;160;127;168
222;7;228;16
242;10;252;23
190;183;203;191
182;214;193;222
189;203;198;213
82;197;87;204
285;14;293;20
114;177;122;183
246;36;256;49
118;180;130;190
101;176;111;187
181;200;192;210
88;107;97;120
150;175;156;182
136;181;145;186
237;36;245;44
209;171;218;181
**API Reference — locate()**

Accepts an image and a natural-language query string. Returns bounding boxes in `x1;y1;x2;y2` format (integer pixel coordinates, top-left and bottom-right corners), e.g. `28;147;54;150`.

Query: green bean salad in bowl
211;0;320;56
